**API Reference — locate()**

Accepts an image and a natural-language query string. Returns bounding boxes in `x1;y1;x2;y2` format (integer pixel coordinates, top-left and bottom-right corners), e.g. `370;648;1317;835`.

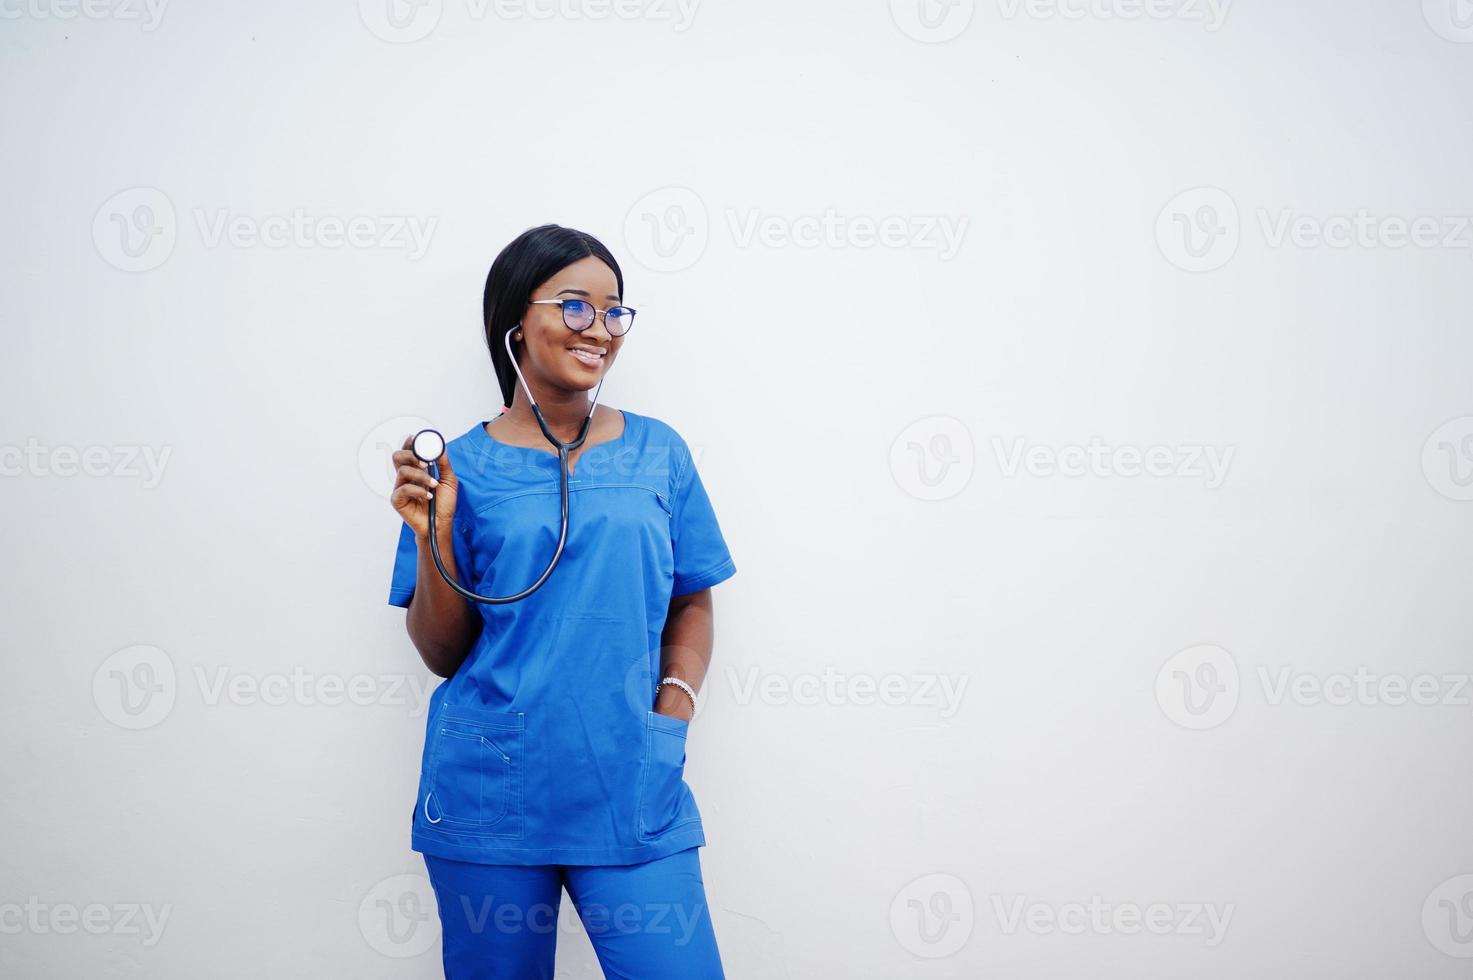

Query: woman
385;224;736;978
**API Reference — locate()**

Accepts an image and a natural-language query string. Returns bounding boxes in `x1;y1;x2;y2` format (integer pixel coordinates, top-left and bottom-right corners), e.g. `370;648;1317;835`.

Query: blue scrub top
387;409;736;866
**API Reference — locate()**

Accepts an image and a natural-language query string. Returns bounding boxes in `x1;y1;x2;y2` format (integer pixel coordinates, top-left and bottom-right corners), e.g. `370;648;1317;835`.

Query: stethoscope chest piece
412;428;446;464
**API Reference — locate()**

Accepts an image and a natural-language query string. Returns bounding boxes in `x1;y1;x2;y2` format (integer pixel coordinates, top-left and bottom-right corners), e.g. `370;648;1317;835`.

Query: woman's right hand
390;435;458;541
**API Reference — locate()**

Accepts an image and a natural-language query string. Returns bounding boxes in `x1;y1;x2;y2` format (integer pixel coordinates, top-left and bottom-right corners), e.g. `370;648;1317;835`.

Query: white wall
3;1;1472;976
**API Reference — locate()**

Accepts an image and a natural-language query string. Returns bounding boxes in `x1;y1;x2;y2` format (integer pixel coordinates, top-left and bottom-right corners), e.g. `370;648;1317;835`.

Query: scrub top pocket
637;710;702;842
423;706;525;839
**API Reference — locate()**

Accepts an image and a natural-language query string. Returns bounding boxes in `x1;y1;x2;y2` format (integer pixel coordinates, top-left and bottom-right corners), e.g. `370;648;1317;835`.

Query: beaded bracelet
657;676;698;717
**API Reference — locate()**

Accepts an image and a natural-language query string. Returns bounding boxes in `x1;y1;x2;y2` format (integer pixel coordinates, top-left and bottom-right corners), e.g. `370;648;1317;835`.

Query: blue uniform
422;848;724;978
387;409;736;867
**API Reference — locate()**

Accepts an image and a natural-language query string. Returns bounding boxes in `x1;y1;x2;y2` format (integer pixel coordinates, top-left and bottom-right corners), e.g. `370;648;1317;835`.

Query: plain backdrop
3;1;1473;977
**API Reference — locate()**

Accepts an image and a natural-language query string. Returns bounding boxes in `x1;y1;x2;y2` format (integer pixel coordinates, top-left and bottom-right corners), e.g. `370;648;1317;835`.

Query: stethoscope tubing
415;325;606;604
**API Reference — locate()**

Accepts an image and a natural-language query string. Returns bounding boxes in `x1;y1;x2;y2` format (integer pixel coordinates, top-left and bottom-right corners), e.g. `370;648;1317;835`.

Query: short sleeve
387;521;418;608
387;514;476;608
670;441;736;596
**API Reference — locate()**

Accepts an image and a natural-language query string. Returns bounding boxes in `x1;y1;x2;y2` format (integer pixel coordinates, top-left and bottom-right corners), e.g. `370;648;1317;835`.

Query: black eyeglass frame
527;298;637;336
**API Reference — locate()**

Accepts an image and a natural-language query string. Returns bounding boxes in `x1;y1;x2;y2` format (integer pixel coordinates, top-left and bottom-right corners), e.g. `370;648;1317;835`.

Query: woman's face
517;255;625;395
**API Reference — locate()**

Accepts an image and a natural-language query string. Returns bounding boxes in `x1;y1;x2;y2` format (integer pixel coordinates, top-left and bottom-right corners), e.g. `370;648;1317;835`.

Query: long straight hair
483;224;625;410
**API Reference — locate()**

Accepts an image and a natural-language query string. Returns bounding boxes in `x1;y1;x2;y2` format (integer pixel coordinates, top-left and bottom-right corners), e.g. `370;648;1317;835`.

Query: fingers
394;435;452;486
391;483;433;508
395;462;439;495
390;436;452;533
434;446;456;486
390;436;442;536
392;444;432;472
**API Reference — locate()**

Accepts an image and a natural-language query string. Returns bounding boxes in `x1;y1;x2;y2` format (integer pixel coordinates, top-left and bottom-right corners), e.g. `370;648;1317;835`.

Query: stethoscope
410;326;606;604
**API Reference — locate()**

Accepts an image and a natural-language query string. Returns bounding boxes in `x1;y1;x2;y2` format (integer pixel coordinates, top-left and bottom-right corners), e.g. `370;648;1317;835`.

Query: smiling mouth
569;347;606;368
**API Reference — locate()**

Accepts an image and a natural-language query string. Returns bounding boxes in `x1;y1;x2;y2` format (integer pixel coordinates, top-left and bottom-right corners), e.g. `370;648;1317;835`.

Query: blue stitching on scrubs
636;711;701;843
435;730;511;827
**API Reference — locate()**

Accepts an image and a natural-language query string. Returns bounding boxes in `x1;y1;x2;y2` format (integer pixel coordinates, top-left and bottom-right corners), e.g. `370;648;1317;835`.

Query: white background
3;0;1473;977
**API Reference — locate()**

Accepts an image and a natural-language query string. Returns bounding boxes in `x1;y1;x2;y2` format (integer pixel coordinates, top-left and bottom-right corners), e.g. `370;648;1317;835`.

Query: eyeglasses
528;298;637;337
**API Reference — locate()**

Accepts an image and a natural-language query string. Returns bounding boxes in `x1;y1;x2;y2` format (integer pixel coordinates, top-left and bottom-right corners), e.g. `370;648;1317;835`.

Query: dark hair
483;224;625;409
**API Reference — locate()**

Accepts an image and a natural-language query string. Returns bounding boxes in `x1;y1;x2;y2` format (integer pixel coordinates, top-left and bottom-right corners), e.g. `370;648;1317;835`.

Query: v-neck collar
472;409;633;480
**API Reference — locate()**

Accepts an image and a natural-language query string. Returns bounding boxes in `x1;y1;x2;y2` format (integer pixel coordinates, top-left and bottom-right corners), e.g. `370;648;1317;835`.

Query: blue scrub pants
423;846;725;979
